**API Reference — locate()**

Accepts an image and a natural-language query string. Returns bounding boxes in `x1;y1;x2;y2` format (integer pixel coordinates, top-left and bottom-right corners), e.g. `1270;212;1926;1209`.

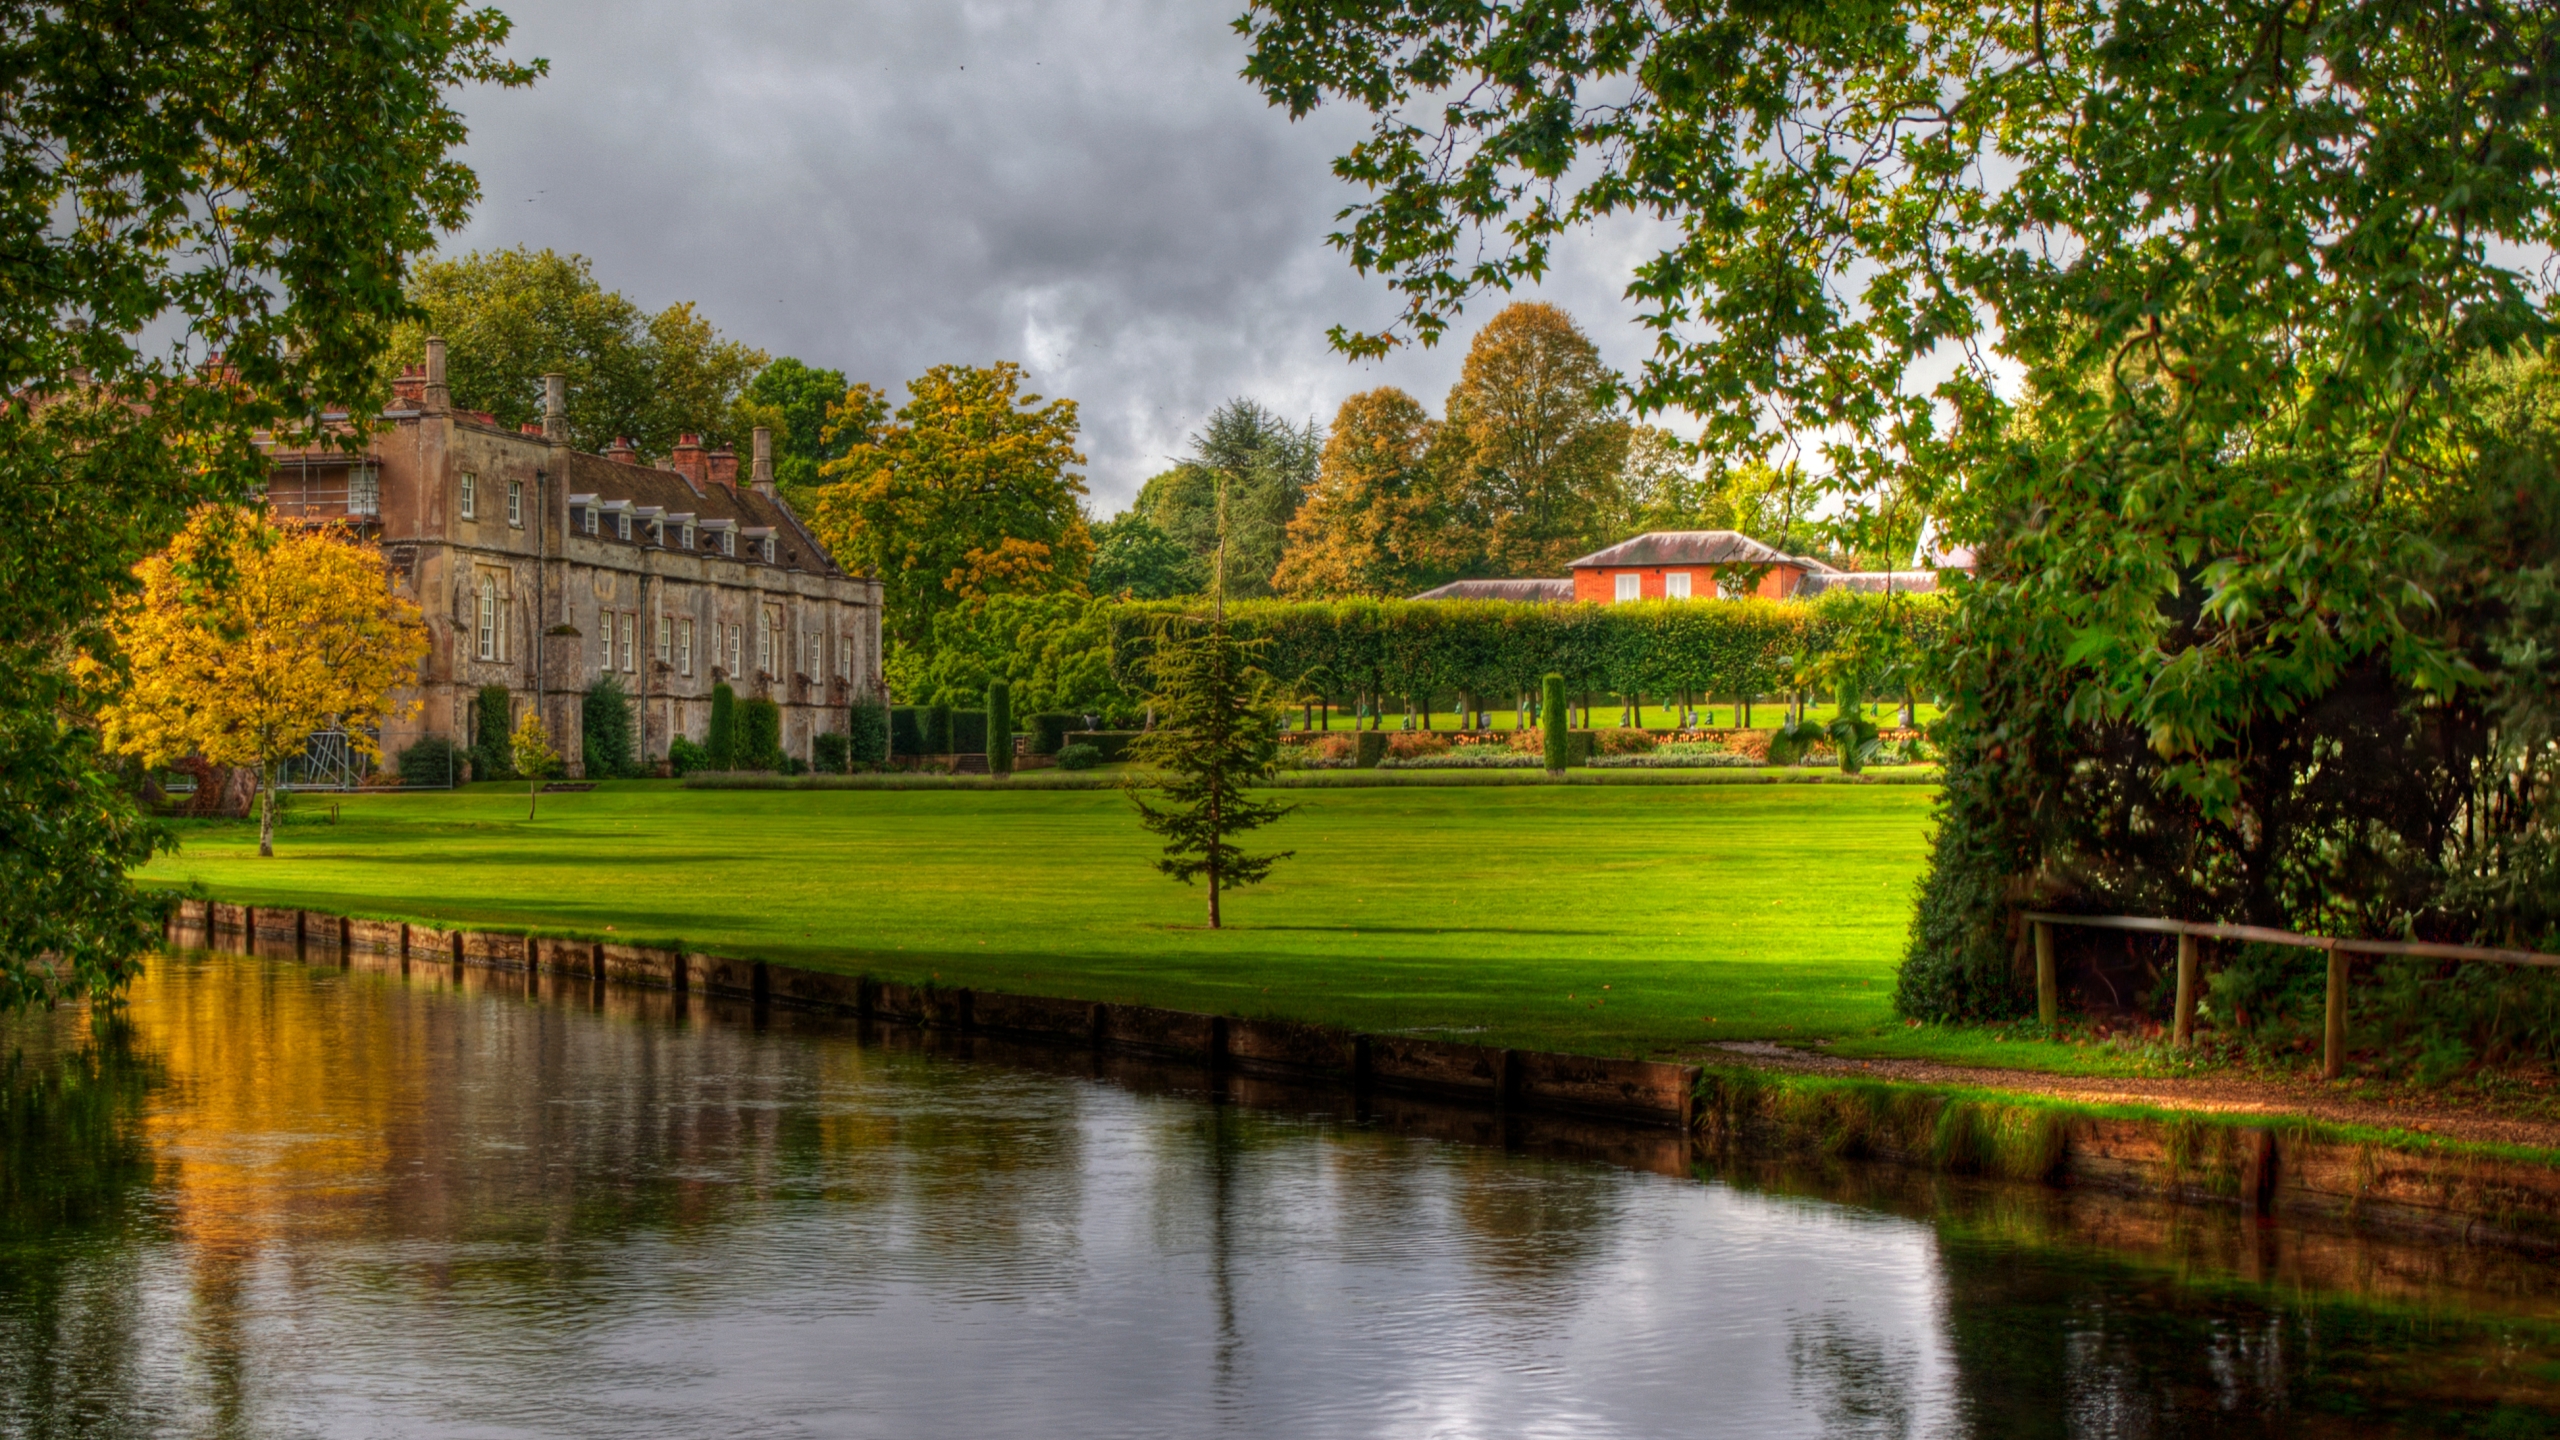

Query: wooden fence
2024;911;2560;1079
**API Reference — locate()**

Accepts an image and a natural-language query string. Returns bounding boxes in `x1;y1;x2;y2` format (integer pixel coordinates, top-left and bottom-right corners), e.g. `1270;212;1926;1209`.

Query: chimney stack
541;373;566;441
707;446;739;492
390;365;427;408
751;426;775;497
423;336;449;413
671;433;707;492
605;437;638;465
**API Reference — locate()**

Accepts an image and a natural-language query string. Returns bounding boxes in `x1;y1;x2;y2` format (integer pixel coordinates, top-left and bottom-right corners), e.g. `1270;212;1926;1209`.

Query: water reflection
0;953;2547;1437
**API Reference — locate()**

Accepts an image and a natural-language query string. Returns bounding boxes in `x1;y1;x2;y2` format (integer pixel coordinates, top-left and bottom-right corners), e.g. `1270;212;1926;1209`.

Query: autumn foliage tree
1438;303;1630;577
809;362;1091;657
1273;386;1456;598
92;509;430;857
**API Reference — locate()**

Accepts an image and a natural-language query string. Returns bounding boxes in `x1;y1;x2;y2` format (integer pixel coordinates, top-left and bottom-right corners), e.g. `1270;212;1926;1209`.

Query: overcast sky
444;0;1673;512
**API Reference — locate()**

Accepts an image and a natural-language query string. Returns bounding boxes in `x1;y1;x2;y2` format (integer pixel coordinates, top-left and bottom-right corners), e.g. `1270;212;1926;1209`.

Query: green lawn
139;781;1961;1061
1286;700;1941;732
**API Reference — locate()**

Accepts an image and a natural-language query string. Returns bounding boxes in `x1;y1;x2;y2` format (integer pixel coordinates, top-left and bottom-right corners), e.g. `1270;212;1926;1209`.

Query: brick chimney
670;434;708;492
604;437;638;465
390;365;426;408
707;446;738;492
751;426;775;498
519;422;544;436
422;336;449;414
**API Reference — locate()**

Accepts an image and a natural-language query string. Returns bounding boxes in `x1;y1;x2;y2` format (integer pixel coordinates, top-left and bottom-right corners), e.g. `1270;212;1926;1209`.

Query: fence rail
2021;910;2560;1080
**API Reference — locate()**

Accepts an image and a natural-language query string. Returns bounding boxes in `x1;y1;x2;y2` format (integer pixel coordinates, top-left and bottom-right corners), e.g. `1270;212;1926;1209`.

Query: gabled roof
1408;578;1575;603
560;450;845;576
1564;530;1810;570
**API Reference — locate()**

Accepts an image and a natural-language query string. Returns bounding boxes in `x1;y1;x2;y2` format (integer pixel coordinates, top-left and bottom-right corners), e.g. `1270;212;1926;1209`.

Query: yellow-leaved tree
92;508;429;857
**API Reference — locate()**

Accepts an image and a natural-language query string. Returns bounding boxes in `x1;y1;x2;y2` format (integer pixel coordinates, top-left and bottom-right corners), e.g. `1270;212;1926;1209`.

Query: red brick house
1564;531;1830;603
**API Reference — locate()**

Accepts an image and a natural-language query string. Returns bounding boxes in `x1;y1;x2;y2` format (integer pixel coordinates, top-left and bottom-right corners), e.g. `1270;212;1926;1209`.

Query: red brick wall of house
1570;564;1806;602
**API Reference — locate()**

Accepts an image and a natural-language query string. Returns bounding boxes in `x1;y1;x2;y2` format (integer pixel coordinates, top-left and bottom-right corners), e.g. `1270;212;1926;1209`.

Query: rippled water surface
0;953;2555;1438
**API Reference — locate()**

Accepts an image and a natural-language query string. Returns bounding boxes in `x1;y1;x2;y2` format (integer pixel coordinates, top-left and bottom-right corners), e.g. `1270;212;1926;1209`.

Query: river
0;952;2550;1438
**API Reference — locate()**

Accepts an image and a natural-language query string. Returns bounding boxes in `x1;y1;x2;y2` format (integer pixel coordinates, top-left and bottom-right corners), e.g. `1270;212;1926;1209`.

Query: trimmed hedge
1354;731;1387;769
739;696;783;771
851;697;892;769
987;681;1013;775
889;705;924;757
950;708;987;756
1064;729;1141;762
1027;712;1078;756
706;682;739;769
813;731;851;774
923;703;952;755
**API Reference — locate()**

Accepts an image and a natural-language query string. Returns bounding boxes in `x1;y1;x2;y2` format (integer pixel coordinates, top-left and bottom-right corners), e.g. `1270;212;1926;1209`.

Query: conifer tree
1128;472;1293;928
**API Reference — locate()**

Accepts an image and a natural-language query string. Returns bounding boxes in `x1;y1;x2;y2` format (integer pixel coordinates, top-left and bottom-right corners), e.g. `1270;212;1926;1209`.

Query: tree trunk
528;778;539;820
257;771;276;858
1206;795;1221;929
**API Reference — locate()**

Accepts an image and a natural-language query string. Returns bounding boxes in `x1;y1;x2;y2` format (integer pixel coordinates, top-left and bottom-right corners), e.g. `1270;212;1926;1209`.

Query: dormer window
721;529;735;557
681;523;695;550
761;535;776;564
615;510;631;541
583;507;598;535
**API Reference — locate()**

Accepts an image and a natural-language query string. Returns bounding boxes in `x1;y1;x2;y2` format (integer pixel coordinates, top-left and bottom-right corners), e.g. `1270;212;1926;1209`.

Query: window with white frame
614;510;631;541
728;625;741;676
678;618;694;676
838;635;851;679
475;575;497;660
1664;571;1692;600
507;479;523;527
620;613;636;672
681;522;695;550
720;529;734;557
599;615;615;672
656;615;671;666
347;465;379;519
460;472;478;520
804;630;818;677
1614;572;1641;602
761;535;775;564
756;615;773;674
582;506;598;536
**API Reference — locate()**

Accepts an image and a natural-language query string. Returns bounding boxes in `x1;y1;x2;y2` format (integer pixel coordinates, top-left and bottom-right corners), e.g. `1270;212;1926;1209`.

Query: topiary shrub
706;682;739;769
922;703;953;755
396;736;467;786
668;735;710;777
850;697;892;769
473;684;516;780
985;681;1014;775
1063;730;1142;762
812;731;851;774
1541;672;1569;772
582;675;636;779
1027;712;1077;756
888;705;923;758
1354;731;1388;769
1054;742;1103;770
740;697;783;770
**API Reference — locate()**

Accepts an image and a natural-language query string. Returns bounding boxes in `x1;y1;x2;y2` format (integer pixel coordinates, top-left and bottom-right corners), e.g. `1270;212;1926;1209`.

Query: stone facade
264;339;882;776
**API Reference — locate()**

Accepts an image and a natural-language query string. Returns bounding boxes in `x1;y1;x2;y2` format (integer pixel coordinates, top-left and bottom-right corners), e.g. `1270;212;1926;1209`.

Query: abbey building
262;338;883;776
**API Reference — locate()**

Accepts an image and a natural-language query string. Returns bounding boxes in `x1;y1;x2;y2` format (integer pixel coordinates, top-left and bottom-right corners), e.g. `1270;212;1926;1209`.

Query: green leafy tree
1128;614;1294;928
705;682;738;769
1139;399;1321;599
810;362;1091;655
1244;0;2560;1015
743;356;854;493
1089;510;1203;599
0;0;535;1008
390;247;765;454
511;710;563;820
1438;303;1629;577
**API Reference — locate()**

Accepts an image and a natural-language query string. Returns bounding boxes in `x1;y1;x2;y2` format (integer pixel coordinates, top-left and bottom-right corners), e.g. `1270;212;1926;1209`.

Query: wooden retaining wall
159;902;1699;1129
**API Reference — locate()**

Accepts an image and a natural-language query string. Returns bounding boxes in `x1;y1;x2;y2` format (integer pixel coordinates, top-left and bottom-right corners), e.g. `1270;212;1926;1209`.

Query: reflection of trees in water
1787;1310;1922;1440
1932;1233;2560;1437
1447;1149;1621;1295
0;1012;167;1438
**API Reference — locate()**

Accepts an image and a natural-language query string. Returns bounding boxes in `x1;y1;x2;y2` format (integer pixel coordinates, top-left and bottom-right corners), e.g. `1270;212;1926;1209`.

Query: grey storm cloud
446;0;1674;510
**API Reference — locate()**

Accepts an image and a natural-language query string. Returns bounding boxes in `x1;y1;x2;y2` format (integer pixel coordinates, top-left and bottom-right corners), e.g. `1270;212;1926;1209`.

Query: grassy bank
141;781;1961;1060
681;765;1943;791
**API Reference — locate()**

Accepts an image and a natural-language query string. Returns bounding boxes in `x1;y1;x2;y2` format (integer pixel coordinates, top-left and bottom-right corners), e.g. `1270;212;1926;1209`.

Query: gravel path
1693;1041;2560;1152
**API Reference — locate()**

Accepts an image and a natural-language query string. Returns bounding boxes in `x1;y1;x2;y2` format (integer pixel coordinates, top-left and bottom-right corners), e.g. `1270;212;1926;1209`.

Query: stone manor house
262;338;884;777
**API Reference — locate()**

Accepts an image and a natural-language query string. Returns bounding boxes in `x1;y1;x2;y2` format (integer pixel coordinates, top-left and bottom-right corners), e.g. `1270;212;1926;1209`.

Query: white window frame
459;471;477;520
507;479;523;528
620;613;636;672
681;522;695;550
761;535;776;564
729;626;741;676
600;614;616;673
582;506;598;536
475;576;496;660
838;635;851;680
678;619;694;676
1664;571;1692;600
656;615;671;666
757;616;773;674
1614;572;1641;603
348;465;380;519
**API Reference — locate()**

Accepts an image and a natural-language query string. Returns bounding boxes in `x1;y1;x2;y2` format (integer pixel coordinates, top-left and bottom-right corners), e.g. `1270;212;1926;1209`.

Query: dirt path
1695;1041;2560;1152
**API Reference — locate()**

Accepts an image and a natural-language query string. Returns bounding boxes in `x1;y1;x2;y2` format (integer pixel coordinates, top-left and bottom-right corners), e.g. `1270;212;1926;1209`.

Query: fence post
2173;932;2200;1048
2034;920;2058;1030
2323;945;2348;1081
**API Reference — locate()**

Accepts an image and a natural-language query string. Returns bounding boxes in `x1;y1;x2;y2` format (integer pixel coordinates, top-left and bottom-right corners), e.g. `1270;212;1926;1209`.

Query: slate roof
1563;530;1817;570
560;451;845;576
1408;578;1575;602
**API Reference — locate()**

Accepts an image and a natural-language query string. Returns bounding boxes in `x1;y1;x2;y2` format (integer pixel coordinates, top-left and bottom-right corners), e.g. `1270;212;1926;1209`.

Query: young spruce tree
1129;470;1292;928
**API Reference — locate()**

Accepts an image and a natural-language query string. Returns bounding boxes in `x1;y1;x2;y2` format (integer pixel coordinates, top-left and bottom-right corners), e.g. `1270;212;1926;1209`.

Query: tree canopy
742;356;856;495
390;246;767;454
810;362;1091;653
1137;399;1323;600
0;0;536;1006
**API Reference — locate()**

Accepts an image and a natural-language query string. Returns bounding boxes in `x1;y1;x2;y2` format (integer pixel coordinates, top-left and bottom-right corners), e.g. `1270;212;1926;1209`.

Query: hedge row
1103;591;1943;706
